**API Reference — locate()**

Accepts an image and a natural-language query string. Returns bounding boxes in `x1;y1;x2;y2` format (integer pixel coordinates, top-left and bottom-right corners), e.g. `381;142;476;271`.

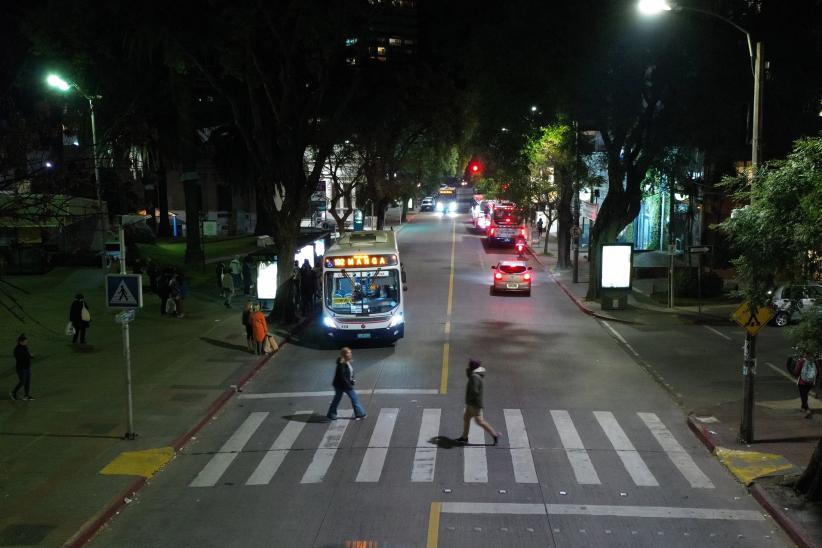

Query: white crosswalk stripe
464;420;488;483
550;409;601;485
356;408;398;482
187;408;715;490
190;412;268;487
411;408;440;482
638;412;715;489
246;410;312;486
504;409;537;483
300;410;353;484
594;410;659;487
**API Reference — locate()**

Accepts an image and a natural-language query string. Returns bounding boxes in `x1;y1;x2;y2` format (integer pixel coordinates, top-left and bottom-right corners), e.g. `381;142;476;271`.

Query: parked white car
770;282;821;327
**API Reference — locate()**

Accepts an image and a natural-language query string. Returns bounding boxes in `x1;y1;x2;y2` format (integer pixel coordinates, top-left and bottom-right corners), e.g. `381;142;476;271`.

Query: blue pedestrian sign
106;274;143;309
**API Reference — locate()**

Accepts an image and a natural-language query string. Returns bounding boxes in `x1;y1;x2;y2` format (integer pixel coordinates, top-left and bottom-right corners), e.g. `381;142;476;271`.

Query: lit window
389;37;402;46
345;37;358;47
376;46;386;55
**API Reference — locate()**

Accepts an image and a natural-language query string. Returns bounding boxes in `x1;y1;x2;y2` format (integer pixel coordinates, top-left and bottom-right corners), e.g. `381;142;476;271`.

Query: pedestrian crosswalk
188;408;715;490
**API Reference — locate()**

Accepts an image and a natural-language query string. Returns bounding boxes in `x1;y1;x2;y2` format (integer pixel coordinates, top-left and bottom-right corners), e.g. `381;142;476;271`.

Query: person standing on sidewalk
69;294;91;344
222;269;236;308
326;347;367;420
216;262;226;296
229;255;243;289
456;359;501;445
794;352;818;418
158;268;171;315
250;304;269;355
536;217;544;240
10;334;34;401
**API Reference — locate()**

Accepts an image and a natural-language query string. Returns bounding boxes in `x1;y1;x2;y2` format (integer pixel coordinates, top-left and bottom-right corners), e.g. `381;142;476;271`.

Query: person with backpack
456;359;502;445
793;351;818;418
69;294;91;344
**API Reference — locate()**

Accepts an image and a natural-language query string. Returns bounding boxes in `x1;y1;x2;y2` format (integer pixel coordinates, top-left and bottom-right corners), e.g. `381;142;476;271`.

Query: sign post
730;300;775;443
106;225;143;440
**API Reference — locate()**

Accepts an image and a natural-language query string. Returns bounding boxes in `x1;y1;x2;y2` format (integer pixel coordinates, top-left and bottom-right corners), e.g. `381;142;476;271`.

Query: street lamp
46;73;107;270
639;1;765;444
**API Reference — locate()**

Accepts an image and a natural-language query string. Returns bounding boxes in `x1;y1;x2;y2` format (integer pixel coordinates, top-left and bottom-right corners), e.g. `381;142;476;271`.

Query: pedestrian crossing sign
106;274;143;309
730;300;774;336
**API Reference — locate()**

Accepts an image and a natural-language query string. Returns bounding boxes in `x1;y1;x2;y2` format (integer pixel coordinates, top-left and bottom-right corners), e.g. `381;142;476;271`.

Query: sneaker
805;410;812;419
455;436;468;443
355;414;367;420
24;395;35;401
326;416;337;421
493;433;502;446
9;391;17;401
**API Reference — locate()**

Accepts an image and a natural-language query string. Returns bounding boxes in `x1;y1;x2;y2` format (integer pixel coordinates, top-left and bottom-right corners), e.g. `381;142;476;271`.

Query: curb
750;483;821;548
65;317;310;548
686;414;719;454
686;414;820;548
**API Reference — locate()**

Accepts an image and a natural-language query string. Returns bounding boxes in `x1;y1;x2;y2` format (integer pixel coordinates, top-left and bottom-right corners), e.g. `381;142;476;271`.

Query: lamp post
46;74;107;270
638;0;764;444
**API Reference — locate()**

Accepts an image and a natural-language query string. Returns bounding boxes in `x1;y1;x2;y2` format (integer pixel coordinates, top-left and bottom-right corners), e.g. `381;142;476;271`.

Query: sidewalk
0;267;305;547
529;238;822;548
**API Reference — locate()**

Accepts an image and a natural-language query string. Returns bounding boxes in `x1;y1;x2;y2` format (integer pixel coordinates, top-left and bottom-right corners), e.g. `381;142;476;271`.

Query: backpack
799;359;817;384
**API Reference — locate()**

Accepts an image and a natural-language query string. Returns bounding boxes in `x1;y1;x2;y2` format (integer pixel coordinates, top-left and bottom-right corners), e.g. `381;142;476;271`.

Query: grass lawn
135;236;259;289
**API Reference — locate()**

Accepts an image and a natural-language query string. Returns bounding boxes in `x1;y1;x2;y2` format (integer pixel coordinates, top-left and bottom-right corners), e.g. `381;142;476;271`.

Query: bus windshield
325;269;400;315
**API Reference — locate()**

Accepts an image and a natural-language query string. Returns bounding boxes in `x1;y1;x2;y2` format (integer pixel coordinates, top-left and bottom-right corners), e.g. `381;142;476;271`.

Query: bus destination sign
325;254;398;268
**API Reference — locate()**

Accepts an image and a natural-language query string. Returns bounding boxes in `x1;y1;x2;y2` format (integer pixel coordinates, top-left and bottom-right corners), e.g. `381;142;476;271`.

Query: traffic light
467;160;483;177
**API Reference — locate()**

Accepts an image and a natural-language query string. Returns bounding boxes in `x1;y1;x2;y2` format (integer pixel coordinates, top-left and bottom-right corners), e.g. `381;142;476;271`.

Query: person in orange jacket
250;304;268;355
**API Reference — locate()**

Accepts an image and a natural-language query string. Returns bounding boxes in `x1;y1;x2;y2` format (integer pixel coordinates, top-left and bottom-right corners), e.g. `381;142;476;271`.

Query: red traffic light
471;163;480;173
467;160;483;176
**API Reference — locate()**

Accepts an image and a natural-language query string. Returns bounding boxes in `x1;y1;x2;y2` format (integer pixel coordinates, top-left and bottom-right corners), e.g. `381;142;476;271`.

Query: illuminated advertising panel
601;244;632;289
324;254;399;269
256;261;279;299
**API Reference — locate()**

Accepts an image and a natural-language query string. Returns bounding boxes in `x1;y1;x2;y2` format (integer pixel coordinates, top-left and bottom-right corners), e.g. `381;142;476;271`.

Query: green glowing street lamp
46;73;106;269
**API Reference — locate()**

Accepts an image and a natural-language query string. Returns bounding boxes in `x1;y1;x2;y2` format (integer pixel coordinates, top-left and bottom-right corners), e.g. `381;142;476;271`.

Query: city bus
321;230;406;343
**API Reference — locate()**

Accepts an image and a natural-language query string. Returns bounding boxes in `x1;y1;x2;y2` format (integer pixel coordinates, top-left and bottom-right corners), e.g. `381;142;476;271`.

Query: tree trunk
269;230;299;324
183;176;204;265
375;197;389;229
157;169;171;237
557;169;573;268
542;210;555;255
795;436;822;502
400;196;408;223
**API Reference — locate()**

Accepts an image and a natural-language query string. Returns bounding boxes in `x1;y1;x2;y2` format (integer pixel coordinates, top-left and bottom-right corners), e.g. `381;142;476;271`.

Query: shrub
675;267;724;298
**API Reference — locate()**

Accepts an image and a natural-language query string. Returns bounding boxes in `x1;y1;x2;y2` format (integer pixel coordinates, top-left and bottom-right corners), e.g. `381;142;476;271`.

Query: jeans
326;387;366;419
799;383;812;411
12;366;31;397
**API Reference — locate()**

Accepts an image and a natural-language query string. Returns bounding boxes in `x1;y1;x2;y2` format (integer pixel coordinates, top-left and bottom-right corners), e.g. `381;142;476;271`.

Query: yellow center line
440;220;457;394
426;502;441;548
439;342;450;394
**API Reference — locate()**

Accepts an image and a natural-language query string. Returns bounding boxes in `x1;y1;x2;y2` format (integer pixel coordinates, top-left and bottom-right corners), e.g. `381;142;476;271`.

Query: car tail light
523;273;531;281
490;228;495;236
494;272;503;280
505;217;511;223
520;228;526;236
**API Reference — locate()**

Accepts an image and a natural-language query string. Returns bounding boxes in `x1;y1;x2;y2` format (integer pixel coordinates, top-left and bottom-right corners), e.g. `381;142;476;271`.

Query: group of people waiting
217;255;255;308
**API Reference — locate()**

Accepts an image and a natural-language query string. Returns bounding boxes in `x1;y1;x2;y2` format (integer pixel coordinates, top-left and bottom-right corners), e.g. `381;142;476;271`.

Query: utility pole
739;41;764;444
572;121;581;284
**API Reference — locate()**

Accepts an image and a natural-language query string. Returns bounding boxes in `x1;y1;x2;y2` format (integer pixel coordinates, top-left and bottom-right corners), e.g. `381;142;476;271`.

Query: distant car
420;197;435;212
770;283;821;327
491;260;533;295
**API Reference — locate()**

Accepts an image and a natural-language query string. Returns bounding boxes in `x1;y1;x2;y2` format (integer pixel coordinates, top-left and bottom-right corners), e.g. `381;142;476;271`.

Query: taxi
491;260;533;296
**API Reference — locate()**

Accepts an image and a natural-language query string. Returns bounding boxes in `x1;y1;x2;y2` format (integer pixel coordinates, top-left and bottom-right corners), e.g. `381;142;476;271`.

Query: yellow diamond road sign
731;301;775;336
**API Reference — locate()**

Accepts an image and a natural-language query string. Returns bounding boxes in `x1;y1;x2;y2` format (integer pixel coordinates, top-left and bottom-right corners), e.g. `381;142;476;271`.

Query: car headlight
435;202;444;212
389;313;404;327
448;201;457;212
323;315;336;328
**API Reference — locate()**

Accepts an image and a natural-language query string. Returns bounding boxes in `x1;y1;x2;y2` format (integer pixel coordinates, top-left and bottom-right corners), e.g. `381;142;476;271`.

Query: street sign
689;245;712;254
106;274;143;309
731;301;775;336
115;309;136;324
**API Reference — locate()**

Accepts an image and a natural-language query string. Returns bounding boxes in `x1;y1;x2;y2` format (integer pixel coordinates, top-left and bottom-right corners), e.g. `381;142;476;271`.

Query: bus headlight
323;315;336;328
388;313;404;327
435;202;444;212
448;201;457;212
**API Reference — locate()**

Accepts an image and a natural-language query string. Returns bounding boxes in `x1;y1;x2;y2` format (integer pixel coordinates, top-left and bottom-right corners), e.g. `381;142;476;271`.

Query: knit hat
468;359;481;370
17;333;27;342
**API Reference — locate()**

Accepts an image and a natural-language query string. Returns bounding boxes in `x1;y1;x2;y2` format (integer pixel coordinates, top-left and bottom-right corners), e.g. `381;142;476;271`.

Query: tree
720;135;822;501
323;143;365;234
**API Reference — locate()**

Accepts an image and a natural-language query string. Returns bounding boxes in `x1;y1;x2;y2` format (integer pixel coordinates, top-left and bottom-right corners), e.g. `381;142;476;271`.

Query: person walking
169;273;183;318
229;255;243;289
216;262;226;296
241;300;254;352
10;334;34;401
250;304;268;355
456;359;501;445
793;351;818;418
222;269;236;308
536;217;544;240
69;294;91;344
326;347;367;420
300;262;316;316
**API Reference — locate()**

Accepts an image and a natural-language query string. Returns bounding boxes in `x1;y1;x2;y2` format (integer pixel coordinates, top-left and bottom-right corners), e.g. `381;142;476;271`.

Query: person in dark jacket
69;294;90;344
242;258;252;296
326;347;366;420
10;334;34;400
158;269;171;315
456;359;501;445
793;352;818;418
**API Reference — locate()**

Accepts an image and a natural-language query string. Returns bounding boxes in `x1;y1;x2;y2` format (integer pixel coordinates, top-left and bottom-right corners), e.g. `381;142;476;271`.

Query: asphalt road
91;213;789;547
